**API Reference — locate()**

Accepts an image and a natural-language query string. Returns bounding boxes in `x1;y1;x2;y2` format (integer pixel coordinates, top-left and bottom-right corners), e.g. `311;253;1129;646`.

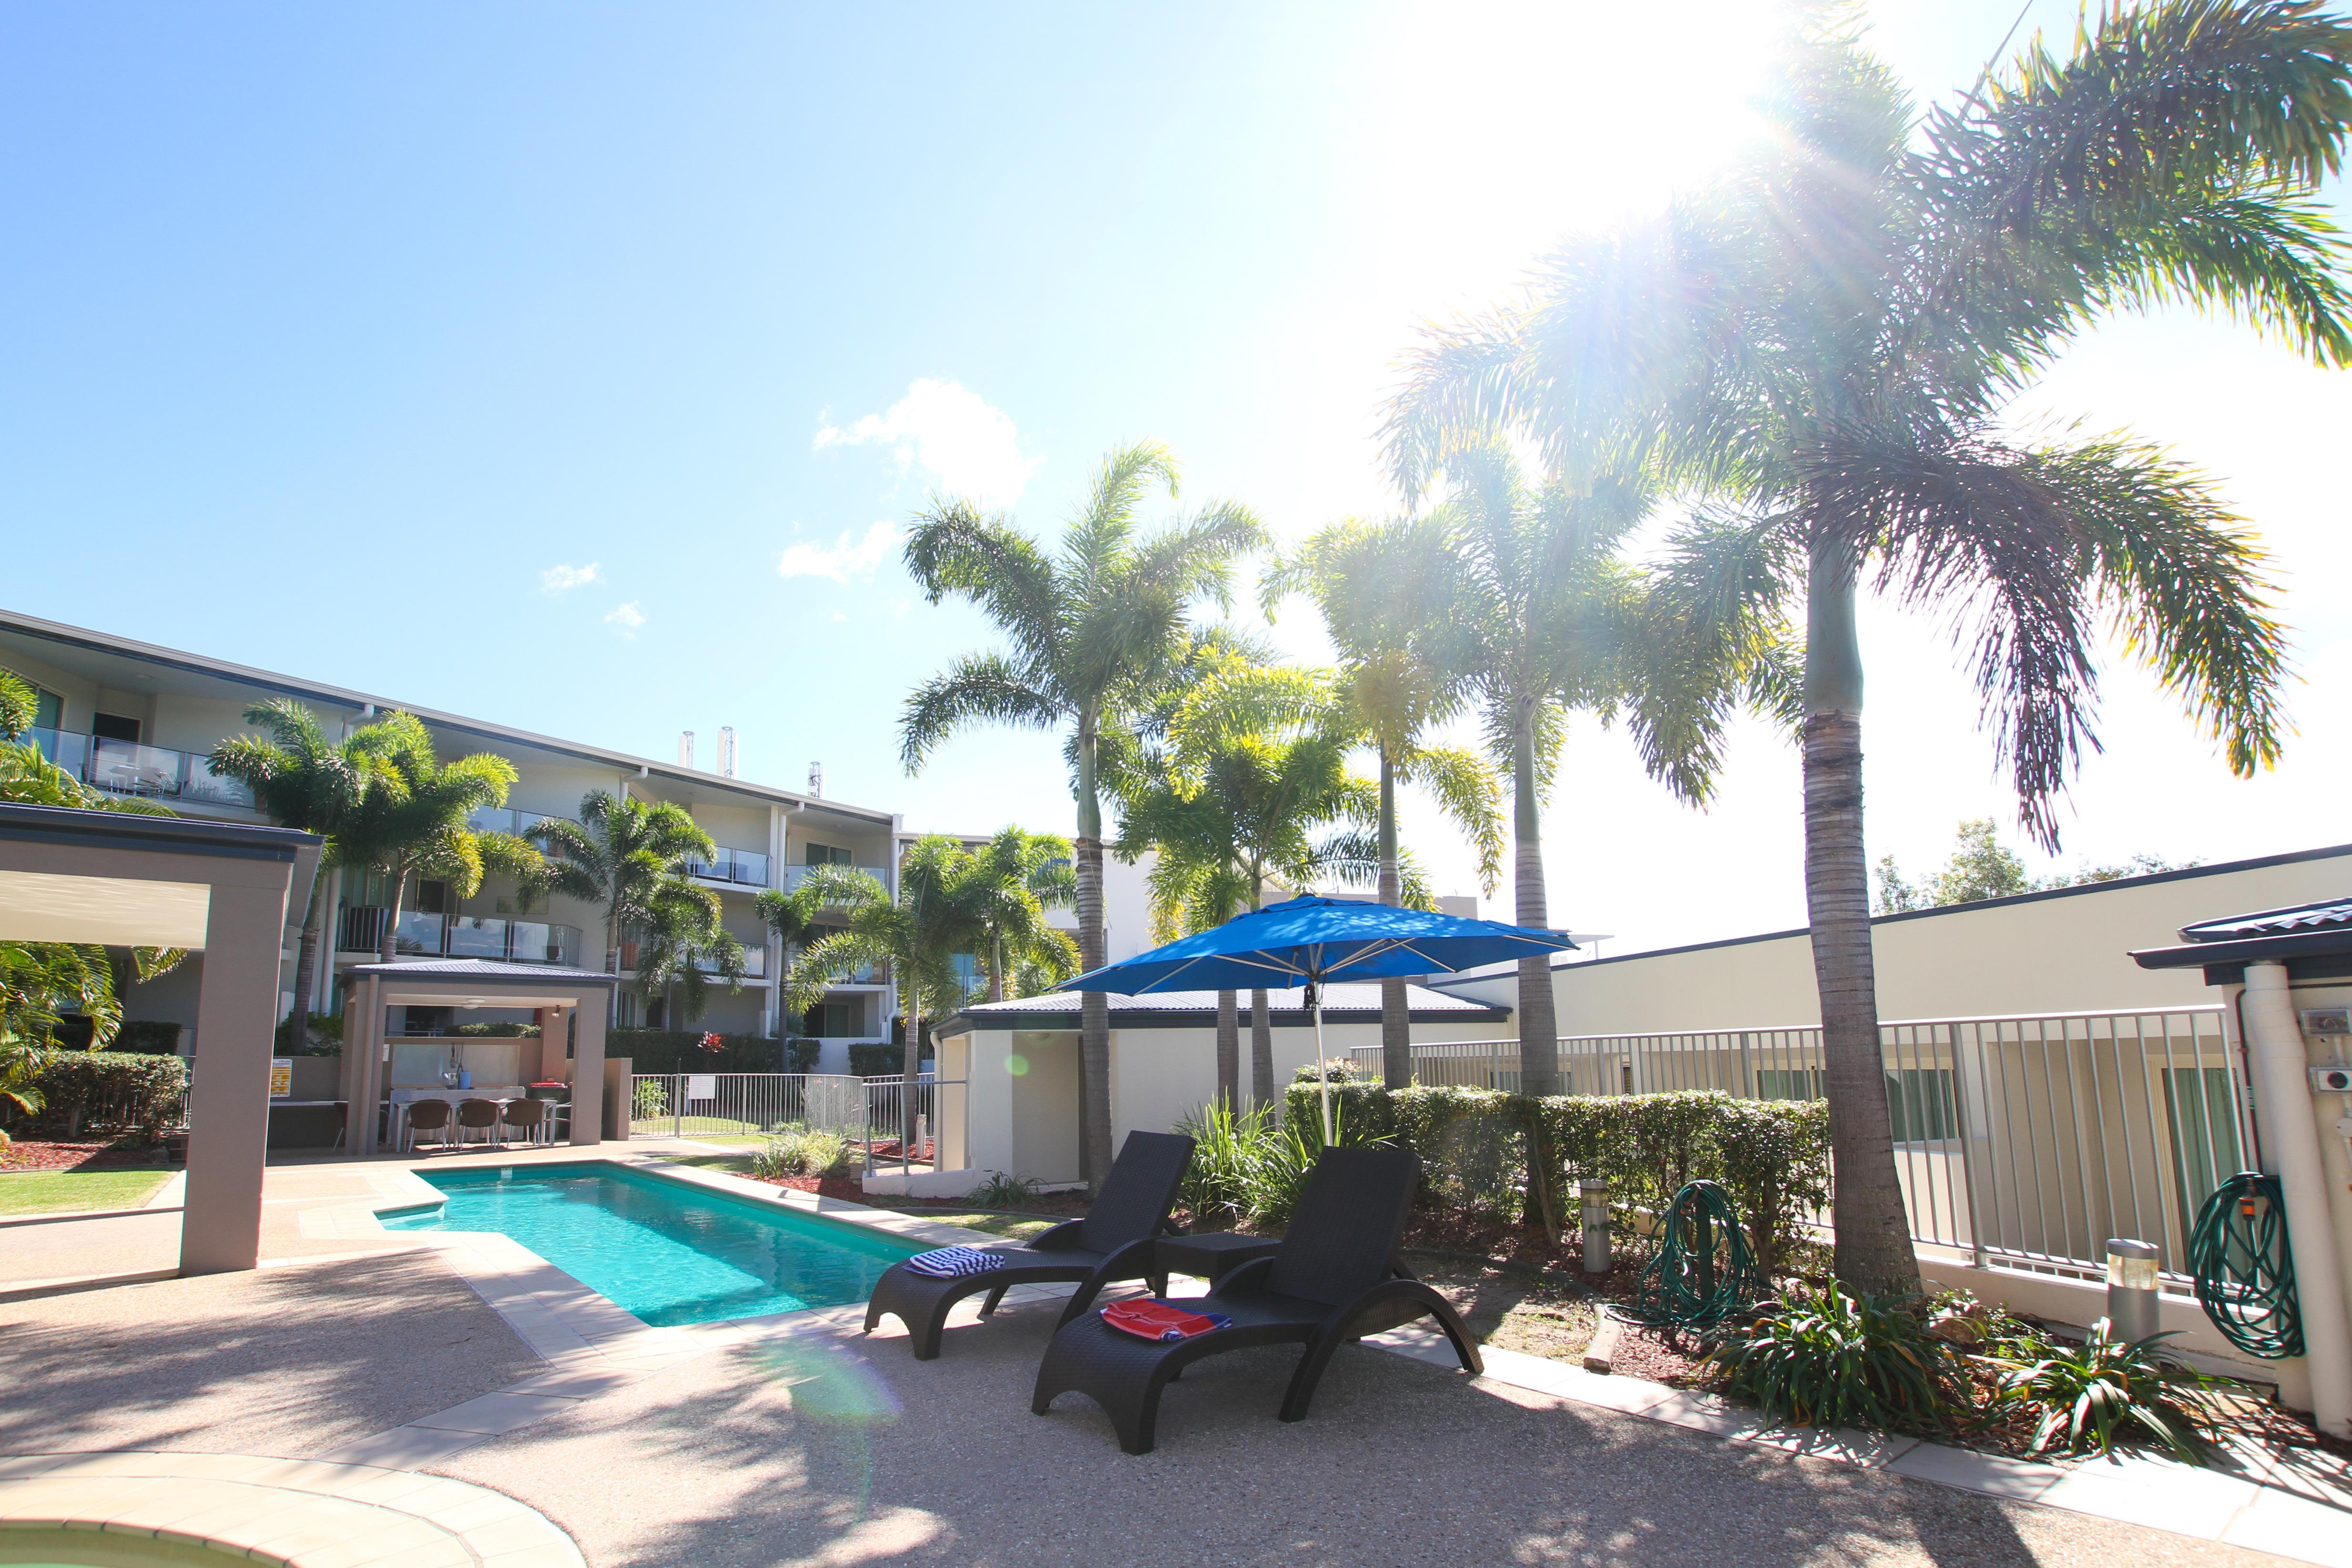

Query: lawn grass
895;1211;1057;1242
0;1168;173;1216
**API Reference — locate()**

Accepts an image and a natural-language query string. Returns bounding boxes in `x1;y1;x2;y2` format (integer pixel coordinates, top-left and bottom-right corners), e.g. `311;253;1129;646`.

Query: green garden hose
2187;1171;2303;1360
1629;1179;1758;1328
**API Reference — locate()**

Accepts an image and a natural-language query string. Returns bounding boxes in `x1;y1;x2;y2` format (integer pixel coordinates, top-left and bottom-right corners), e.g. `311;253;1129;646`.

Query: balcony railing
24;727;255;810
467;806;576;841
685;849;770;888
338;906;580;966
782;864;888;894
611;939;768;979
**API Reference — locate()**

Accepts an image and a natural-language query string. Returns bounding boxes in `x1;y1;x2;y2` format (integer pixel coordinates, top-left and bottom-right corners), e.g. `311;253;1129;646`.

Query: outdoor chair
499;1097;549;1145
455;1097;502;1147
404;1098;454;1152
1029;1145;1481;1454
862;1129;1194;1361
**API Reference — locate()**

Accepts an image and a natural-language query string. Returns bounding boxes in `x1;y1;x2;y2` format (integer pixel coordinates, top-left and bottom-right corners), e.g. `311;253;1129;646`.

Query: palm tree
531;790;724;1027
1385;3;2342;1291
957;827;1079;1004
1262;521;1507;1087
209;700;383;1046
332;713;542;963
782;837;987;1144
901;442;1263;1187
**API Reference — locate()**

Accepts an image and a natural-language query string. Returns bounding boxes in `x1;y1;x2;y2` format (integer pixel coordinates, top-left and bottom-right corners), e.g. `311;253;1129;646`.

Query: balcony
782;864;888;894
338;906;580;966
467;806;576;841
685;849;770;888
612;939;768;979
25;728;255;810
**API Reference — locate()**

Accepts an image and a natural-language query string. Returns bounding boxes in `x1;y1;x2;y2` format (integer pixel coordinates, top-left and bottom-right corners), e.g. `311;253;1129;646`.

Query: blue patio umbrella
1058;894;1578;1140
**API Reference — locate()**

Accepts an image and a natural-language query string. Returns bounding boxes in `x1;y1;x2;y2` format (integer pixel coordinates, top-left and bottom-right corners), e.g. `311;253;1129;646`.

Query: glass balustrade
782;864;887;893
338;905;579;965
445;915;508;959
466;806;575;840
685;849;771;887
24;727;255;810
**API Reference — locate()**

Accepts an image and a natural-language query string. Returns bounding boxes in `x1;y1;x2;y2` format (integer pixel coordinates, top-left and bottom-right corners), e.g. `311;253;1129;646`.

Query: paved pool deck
4;1142;2349;1567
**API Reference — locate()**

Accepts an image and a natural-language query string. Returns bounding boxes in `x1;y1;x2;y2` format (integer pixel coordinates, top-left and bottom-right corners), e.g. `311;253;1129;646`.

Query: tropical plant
628;907;748;1028
531;790;723;1024
1263;516;1506;1088
330;713;541;963
901;442;1263;1188
1703;1283;1961;1432
1386;2;2347;1291
1118;658;1395;1112
1997;1322;2222;1462
956;826;1079;1004
779;837;988;1141
968;1170;1046;1209
751;1122;853;1180
209;700;385;1046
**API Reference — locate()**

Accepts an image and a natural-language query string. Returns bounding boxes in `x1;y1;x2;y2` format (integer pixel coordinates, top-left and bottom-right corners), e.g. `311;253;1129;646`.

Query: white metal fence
627;1071;969;1180
1348;1006;2242;1284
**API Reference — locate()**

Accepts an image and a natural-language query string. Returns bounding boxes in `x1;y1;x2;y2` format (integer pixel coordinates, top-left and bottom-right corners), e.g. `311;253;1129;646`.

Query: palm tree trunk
1214;990;1239;1114
605;908;622;1029
1377;747;1410;1090
377;865;404;963
1510;710;1558;1096
988;933;1006;1005
1803;558;1918;1294
1074;721;1113;1192
287;864;326;1046
901;992;922;1153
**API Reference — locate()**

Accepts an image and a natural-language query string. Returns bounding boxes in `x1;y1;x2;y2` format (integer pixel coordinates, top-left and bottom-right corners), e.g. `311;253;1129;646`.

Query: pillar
571;995;606;1144
182;878;294;1275
344;972;384;1157
2245;961;2352;1436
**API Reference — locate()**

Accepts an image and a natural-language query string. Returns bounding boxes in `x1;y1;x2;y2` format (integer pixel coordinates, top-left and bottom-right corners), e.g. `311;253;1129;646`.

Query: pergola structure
0;800;320;1274
337;958;618;1153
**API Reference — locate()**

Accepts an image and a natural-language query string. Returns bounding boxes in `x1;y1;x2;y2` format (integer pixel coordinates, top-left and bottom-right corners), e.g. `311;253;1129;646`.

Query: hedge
3;1050;189;1140
608;1030;792;1075
1283;1081;1831;1275
850;1040;933;1078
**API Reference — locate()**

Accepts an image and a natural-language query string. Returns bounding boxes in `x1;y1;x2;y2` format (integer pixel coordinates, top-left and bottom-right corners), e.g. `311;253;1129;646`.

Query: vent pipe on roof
808;761;824;798
718;727;737;778
678;731;695;769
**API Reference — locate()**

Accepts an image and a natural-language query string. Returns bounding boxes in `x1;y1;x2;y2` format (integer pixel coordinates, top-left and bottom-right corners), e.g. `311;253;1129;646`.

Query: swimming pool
384;1162;919;1326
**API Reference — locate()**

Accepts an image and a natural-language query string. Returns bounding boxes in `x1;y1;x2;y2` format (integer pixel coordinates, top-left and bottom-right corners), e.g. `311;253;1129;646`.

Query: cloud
776;520;902;583
604;602;645;636
540;561;601;593
814;379;1041;505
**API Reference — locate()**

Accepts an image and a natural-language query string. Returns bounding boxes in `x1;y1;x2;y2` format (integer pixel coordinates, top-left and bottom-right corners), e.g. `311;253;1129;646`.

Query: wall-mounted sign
268;1059;294;1098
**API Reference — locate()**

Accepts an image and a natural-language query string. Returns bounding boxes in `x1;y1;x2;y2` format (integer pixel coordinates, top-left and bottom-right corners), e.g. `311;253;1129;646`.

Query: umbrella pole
1315;987;1333;1145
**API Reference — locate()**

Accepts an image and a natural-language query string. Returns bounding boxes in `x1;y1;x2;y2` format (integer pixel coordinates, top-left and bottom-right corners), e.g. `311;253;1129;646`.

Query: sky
4;1;2347;956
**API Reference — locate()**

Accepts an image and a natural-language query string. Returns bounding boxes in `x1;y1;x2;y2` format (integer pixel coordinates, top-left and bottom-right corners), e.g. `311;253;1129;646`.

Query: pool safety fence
627;1071;970;1179
1345;1005;2241;1286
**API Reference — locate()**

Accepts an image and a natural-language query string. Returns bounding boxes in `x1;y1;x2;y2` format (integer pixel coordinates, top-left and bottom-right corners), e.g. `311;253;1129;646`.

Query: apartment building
0;609;905;1073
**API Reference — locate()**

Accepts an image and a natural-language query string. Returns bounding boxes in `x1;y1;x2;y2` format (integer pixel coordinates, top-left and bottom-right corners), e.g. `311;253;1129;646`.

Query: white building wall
1437;846;2352;1036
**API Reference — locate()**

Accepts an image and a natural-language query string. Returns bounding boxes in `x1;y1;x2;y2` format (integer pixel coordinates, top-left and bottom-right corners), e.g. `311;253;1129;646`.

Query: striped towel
902;1245;1006;1280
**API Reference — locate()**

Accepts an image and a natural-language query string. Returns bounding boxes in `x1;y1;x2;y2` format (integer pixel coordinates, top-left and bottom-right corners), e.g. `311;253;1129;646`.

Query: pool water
384;1163;918;1326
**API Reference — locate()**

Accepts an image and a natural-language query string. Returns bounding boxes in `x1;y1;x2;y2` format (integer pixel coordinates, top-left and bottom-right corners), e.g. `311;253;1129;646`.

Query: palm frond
898;653;1063;771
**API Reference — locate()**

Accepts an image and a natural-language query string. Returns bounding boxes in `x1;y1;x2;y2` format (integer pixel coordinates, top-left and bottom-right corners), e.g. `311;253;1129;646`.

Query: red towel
1101;1299;1231;1342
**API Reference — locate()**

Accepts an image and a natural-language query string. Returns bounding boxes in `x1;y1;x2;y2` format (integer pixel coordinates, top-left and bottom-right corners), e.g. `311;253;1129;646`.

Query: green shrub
608;1029;787;1075
1996;1323;2221;1462
273;1013;342;1055
849;1041;930;1078
116;1020;184;1054
632;1077;671;1121
1176;1097;1381;1231
1291;1058;1363;1083
454;1021;537;1036
784;1037;822;1074
14;1051;189;1139
1703;1283;1960;1432
751;1122;852;1179
969;1171;1044;1208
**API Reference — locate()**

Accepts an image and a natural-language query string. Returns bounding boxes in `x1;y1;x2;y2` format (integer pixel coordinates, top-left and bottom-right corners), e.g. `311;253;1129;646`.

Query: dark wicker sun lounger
862;1129;1194;1360
1029;1144;1481;1454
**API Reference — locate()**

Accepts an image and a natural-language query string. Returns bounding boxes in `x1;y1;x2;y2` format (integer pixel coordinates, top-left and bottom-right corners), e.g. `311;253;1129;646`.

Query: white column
182;877;295;1274
2245;961;2352;1436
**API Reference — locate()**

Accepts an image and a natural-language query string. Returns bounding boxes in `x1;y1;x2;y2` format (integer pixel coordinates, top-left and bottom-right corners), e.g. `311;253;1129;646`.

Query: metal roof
936;981;1510;1034
2179;897;2352;942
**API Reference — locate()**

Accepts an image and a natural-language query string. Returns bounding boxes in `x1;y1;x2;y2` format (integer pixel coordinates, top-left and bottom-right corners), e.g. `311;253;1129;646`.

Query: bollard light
1580;1179;1611;1275
2106;1238;2162;1344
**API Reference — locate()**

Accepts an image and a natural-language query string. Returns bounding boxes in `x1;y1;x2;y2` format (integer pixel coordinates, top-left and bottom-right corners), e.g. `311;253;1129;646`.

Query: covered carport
0;800;319;1274
336;958;618;1153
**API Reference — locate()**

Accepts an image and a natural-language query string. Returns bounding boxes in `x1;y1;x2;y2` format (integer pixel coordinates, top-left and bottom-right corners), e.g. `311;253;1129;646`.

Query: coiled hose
2187;1171;2303;1360
1629;1178;1758;1328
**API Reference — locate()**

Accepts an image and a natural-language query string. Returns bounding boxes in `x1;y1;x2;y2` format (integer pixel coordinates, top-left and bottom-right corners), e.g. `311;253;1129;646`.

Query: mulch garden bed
0;1139;175;1173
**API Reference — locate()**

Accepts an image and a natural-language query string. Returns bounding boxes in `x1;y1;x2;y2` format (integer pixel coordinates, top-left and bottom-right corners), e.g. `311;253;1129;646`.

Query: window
804;844;853;866
1757;1069;1823;1100
1885;1068;1959;1142
414;879;448;914
31;687;61;731
798;1001;856;1037
92;712;141;743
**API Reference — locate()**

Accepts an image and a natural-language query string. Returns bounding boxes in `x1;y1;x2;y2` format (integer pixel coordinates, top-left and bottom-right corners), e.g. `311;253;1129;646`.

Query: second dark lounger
862;1129;1194;1360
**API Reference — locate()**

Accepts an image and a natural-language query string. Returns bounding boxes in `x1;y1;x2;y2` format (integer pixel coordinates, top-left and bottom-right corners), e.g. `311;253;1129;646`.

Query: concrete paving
429;1300;2305;1568
0;1250;540;1458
